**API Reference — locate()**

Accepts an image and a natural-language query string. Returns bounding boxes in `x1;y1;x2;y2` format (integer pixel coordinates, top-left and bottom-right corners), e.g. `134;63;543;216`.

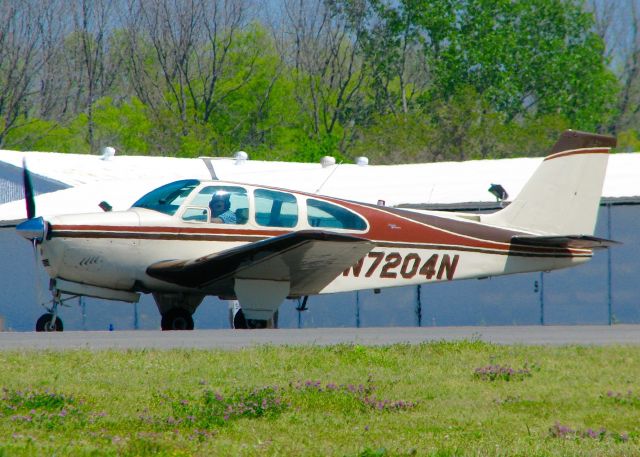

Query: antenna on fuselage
315;156;342;194
199;157;219;180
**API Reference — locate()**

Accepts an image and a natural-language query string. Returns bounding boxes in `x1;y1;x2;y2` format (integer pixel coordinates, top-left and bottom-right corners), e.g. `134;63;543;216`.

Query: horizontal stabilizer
511;235;620;249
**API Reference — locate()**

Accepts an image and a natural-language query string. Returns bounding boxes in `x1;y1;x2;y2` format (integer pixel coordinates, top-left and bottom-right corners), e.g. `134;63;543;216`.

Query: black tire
233;309;248;329
35;313;63;332
232;309;277;330
161;308;194;331
233;309;277;329
247;319;268;329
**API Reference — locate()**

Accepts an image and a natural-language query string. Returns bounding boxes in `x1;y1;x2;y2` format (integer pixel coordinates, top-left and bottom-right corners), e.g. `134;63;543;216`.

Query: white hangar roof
0;148;637;223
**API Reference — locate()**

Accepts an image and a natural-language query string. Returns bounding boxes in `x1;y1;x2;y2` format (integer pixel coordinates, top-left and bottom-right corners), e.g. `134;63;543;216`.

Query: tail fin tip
550;130;616;154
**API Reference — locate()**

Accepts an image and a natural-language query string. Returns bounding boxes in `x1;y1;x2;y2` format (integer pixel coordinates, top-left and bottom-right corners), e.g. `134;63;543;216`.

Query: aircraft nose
16;216;47;242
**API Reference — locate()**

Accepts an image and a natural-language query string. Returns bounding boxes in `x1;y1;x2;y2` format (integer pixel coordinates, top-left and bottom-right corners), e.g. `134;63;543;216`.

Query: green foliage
93;97;154;155
355;88;570;162
352;113;435;164
0;0;622;163
616;129;640;152
3;118;88;153
423;0;618;131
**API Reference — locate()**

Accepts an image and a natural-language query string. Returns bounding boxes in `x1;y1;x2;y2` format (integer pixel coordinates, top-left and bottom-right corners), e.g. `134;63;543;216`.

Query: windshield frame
131;179;200;216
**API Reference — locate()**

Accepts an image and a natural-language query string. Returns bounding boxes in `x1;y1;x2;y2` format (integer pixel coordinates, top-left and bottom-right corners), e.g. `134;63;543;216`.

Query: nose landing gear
35;313;63;332
35;290;65;332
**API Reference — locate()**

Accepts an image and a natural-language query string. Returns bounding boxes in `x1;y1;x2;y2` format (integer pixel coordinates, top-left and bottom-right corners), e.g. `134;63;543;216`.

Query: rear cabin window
182;186;249;225
254;189;298;228
307;198;367;230
132;179;199;216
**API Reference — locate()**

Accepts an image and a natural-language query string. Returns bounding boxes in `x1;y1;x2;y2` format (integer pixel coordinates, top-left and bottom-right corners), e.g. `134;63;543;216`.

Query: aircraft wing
146;230;373;296
511;235;620;249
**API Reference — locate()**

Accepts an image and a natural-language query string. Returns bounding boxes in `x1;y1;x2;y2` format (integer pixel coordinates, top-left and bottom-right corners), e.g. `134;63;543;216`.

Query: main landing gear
153;293;202;331
230;304;278;329
161;308;194;331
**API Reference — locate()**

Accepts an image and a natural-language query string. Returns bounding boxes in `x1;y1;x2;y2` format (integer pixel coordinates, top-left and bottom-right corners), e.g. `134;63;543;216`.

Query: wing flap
147;230;373;295
511;235;620;249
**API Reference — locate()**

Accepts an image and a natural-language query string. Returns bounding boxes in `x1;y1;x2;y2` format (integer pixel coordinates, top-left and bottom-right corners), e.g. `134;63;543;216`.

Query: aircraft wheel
161;308;194;331
35;313;63;332
247;319;269;329
233;309;248;329
232;310;276;330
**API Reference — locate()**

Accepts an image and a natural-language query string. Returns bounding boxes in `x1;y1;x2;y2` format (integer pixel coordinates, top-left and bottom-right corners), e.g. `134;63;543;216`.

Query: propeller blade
23;158;36;219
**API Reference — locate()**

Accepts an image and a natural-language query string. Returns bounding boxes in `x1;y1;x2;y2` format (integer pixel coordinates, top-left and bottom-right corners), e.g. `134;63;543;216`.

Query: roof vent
101;146;115;161
355;156;369;166
234;151;248;164
320;156;336;168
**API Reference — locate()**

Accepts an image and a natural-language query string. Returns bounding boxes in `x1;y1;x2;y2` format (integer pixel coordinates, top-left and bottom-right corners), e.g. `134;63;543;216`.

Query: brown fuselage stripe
49;228;590;258
52;230;266;243
51;219;519;252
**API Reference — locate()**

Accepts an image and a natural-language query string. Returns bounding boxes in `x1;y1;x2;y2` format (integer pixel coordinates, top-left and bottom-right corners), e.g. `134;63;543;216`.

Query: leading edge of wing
146;230;374;294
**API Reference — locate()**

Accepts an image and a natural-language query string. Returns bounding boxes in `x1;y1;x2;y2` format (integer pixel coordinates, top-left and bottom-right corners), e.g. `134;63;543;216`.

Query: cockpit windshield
132;179;200;215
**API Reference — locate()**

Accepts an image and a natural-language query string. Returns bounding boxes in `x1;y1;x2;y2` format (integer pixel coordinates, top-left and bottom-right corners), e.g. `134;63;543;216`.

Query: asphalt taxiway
0;325;639;350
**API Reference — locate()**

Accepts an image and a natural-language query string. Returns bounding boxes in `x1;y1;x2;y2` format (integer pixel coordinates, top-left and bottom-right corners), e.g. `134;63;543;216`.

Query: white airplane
16;130;618;331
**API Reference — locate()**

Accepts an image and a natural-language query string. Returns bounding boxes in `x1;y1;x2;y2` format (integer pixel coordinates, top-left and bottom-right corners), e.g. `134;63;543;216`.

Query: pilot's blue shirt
217;210;236;224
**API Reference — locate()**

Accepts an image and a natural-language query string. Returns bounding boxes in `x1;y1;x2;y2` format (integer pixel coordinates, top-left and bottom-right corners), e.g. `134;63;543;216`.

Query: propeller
16;159;46;242
23;158;36;220
17;159;57;330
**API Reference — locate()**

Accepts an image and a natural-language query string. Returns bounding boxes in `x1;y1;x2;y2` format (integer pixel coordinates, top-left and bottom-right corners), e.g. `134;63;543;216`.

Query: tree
424;0;618;132
282;0;369;159
74;0;121;152
0;1;50;146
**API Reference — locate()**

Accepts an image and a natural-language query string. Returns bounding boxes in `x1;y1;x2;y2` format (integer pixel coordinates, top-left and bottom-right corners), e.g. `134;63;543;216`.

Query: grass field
0;340;638;456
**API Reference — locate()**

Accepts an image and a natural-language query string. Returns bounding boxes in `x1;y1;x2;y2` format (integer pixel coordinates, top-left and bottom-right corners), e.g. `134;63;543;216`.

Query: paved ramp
0;325;639;350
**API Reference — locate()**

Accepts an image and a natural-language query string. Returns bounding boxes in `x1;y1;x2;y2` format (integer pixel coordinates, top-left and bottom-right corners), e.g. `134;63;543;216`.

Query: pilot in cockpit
209;192;237;224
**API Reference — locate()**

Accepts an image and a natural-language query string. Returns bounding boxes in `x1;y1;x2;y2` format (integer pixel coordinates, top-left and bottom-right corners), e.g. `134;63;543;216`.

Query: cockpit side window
132;179;199;216
307;198;367;230
184;186;249;225
254;189;298;228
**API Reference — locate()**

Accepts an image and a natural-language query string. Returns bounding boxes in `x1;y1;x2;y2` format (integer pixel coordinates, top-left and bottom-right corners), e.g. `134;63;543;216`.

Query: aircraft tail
482;130;616;236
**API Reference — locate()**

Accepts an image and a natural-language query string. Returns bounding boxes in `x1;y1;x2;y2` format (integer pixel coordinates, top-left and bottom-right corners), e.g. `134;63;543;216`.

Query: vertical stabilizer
482;130;615;235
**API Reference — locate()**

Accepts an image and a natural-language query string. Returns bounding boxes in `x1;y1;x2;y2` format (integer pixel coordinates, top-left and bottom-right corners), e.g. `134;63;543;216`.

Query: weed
158;385;287;429
291;378;417;412
474;364;532;381
0;387;85;428
0;387;73;412
549;422;629;442
358;447;388;456
602;389;640;406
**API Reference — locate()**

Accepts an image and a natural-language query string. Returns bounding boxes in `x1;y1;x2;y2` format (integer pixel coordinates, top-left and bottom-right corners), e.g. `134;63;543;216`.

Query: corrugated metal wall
0;162;68;205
